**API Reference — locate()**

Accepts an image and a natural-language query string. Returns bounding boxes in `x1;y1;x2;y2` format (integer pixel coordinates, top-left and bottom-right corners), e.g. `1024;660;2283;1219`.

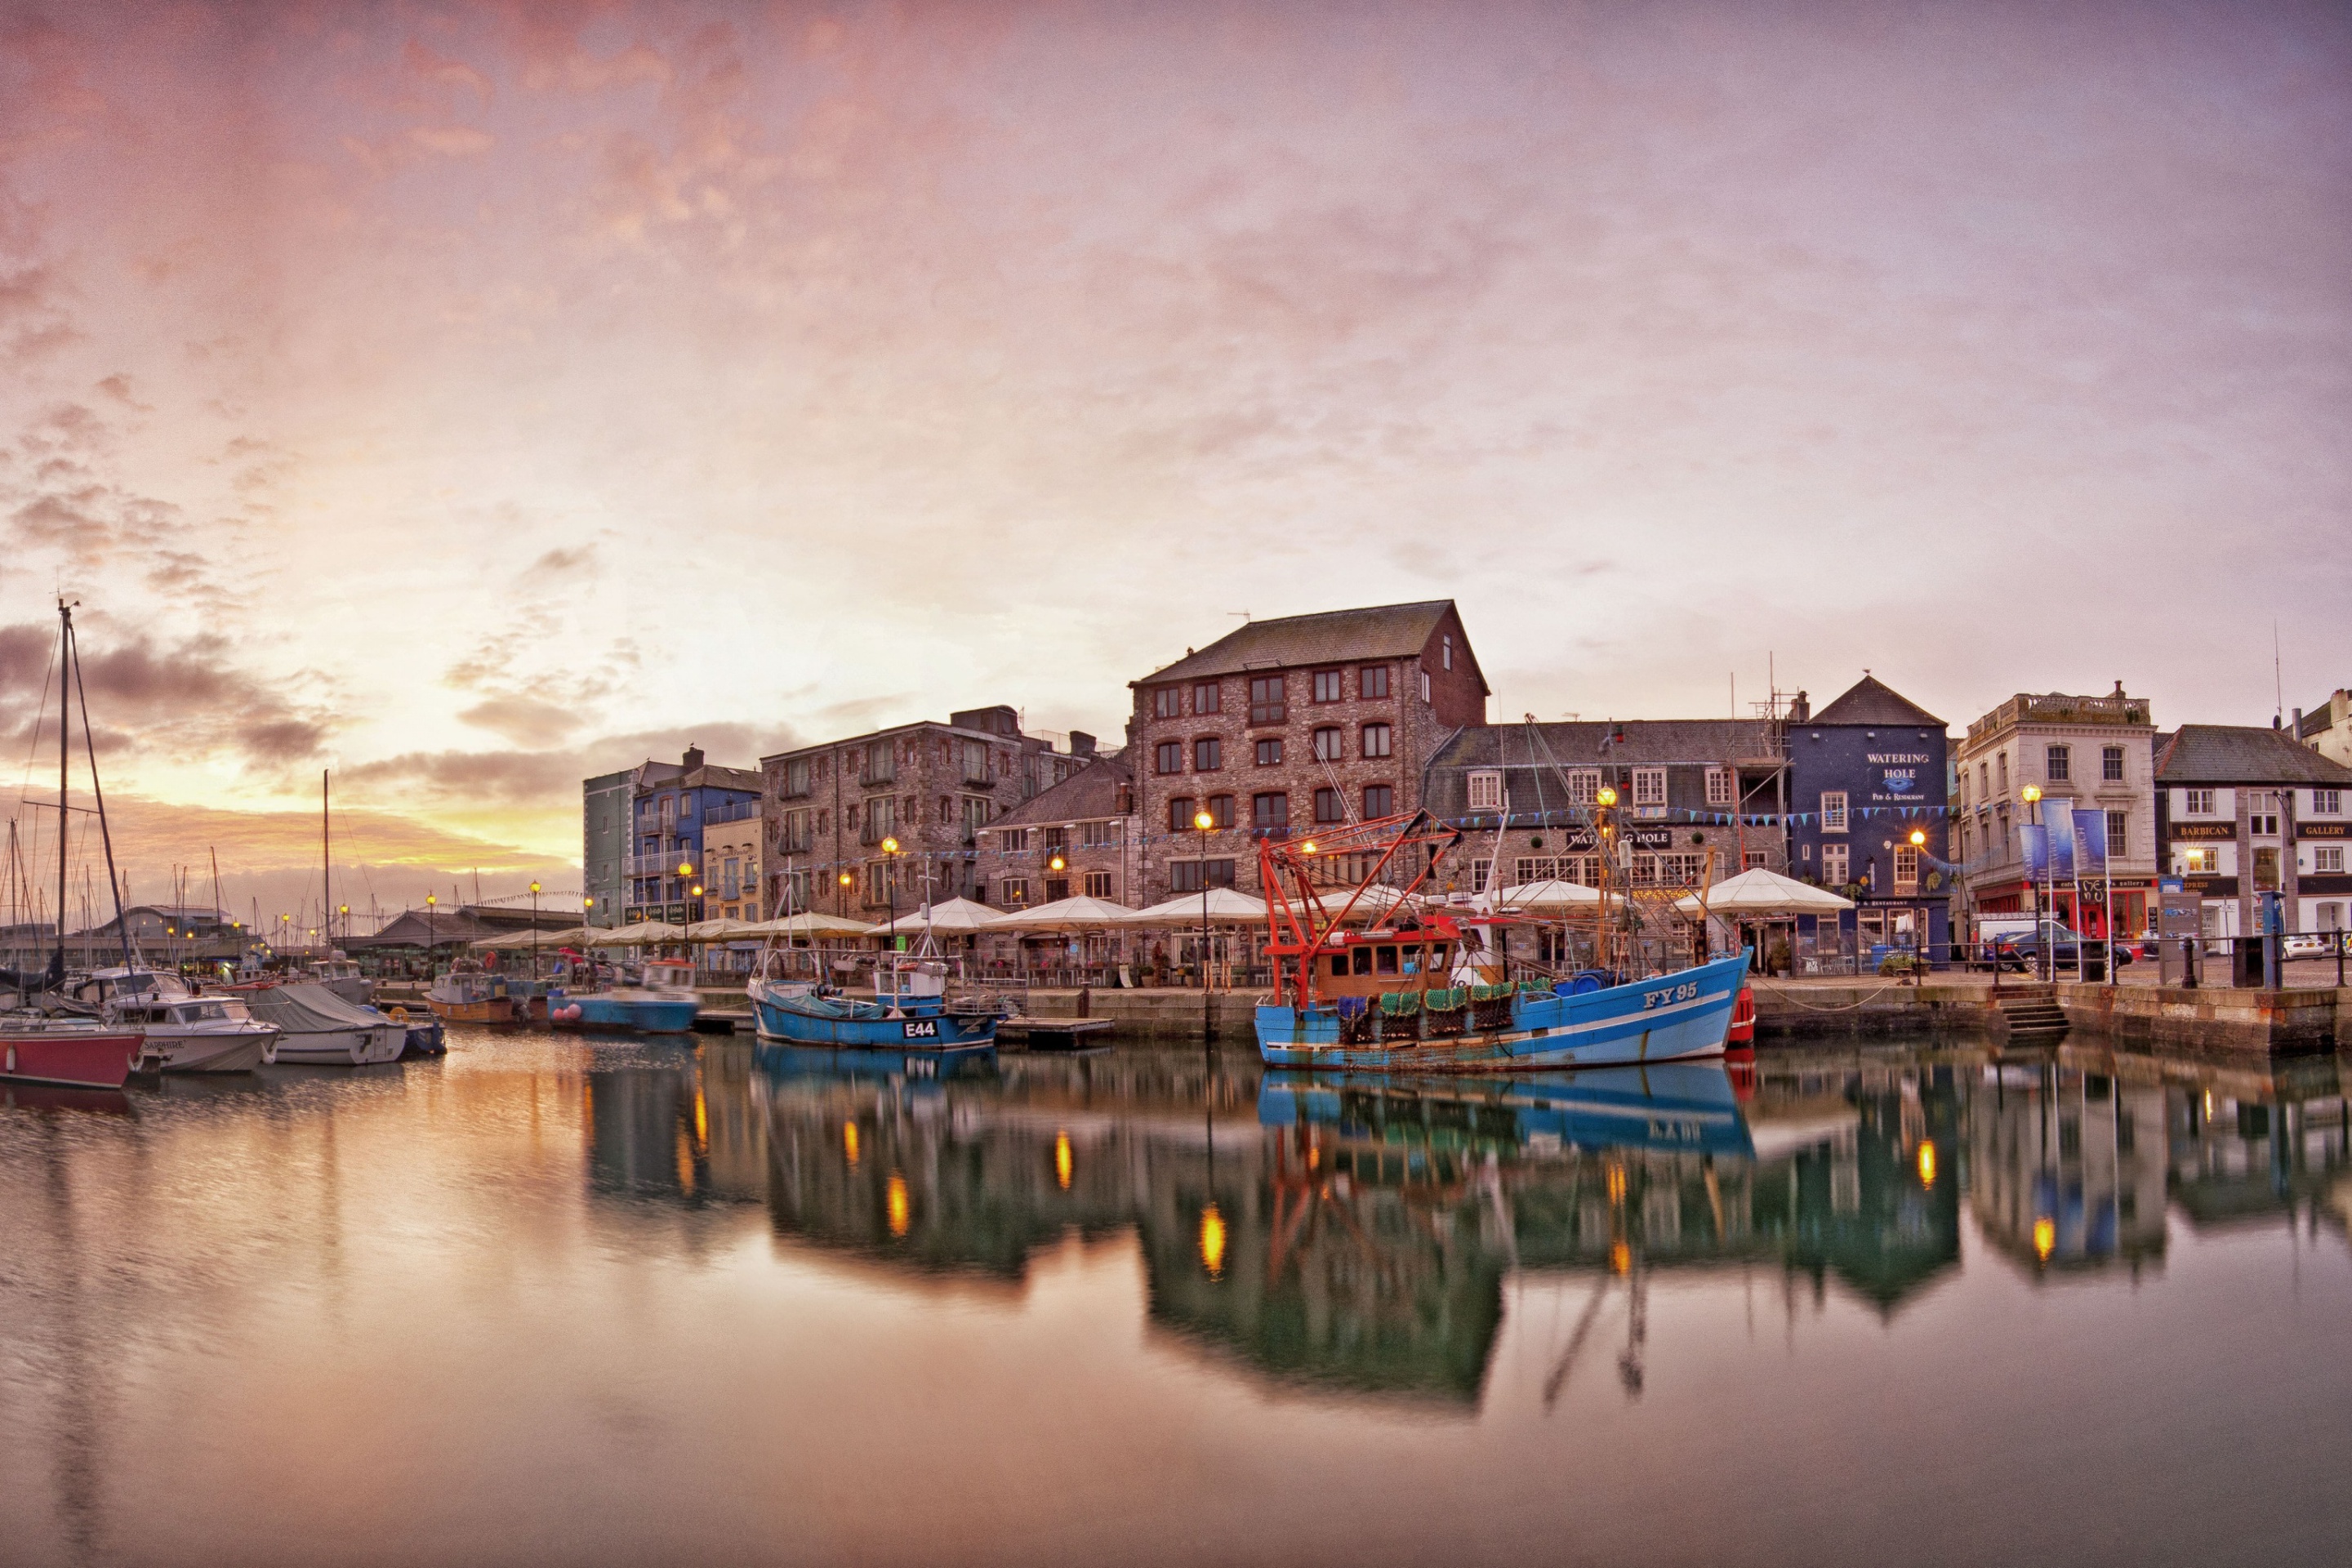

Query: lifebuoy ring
388;1005;409;1022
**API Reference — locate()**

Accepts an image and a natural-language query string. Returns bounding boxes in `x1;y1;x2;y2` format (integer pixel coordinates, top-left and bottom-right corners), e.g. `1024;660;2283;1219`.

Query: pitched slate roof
1810;675;1944;728
1136;600;1478;688
989;755;1134;828
1435;720;1783;771
2155;724;2352;785
1424;720;1784;817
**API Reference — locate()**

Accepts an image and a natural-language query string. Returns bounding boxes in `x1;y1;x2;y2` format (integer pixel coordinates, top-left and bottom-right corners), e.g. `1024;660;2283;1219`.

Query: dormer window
1468;770;1503;811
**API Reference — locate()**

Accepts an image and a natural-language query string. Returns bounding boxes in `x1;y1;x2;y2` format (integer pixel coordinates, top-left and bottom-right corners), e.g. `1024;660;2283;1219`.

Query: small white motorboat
119;993;278;1074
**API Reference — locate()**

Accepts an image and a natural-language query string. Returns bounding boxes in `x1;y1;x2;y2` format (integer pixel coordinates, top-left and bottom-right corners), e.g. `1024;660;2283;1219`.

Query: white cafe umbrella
1492;880;1602;913
743;911;879;938
686;918;764;942
1117;888;1269;925
586;921;687;946
1673;867;1855;916
868;898;1000;936
982;895;1137;933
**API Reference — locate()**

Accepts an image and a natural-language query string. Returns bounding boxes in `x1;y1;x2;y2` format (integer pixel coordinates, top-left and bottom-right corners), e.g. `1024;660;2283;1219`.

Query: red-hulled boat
2;598;147;1090
0;1022;141;1090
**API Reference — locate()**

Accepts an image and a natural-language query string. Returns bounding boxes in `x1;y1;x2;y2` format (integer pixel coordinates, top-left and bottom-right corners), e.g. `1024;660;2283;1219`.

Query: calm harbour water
2;1029;2349;1567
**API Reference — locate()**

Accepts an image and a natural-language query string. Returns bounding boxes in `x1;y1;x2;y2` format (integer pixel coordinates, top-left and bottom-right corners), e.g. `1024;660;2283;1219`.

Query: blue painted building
623;746;765;926
1786;676;1952;964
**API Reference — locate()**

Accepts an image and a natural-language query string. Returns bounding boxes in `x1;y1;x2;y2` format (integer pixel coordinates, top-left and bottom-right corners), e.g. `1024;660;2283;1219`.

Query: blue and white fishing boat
548;958;701;1034
749;956;1004;1058
1254;810;1749;1073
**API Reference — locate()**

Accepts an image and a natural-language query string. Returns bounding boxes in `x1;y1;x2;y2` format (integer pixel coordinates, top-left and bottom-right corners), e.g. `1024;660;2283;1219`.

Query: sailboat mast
323;768;331;951
65;607;139;976
54;601;69;981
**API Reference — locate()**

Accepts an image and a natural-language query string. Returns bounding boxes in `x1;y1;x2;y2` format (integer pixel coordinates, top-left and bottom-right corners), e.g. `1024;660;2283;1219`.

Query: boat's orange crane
1257;809;1465;1008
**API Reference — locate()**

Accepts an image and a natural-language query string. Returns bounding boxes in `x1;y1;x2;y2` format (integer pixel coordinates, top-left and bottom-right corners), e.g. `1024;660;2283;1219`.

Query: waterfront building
581;768;633;928
617;747;765;927
2295;689;2352;769
1784;676;1950;962
1127;601;1487;902
2153;724;2352;942
760;707;1083;921
977;750;1138;911
1952;686;2158;943
702;803;764;924
1423;719;1792;896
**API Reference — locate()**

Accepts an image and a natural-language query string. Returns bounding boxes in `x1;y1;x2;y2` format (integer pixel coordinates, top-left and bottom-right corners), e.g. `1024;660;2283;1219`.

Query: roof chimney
1069;730;1096;758
682;744;705;771
2270;715;2281;731
2112;679;2125;699
1788;690;1811;724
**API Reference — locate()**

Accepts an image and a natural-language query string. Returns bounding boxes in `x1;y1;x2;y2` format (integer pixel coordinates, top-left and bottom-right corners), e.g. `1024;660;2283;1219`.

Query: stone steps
1995;984;2070;1038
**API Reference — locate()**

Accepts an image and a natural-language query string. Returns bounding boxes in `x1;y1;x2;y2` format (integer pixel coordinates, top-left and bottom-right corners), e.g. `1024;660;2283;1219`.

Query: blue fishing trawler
1254;810;1749;1072
749;957;1004;1060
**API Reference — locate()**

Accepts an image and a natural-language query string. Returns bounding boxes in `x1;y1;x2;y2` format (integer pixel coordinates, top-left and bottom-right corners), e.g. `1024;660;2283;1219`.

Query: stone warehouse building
978;752;1139;912
760;706;1089;921
1422;719;1792;895
1128;601;1489;902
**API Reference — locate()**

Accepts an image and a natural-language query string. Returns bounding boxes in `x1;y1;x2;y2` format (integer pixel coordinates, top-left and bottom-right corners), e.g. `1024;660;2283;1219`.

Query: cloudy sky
0;0;2345;923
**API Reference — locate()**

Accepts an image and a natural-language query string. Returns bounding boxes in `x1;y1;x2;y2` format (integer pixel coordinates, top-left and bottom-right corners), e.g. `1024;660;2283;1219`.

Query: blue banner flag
2044;803;2078;880
2073;808;2107;876
2020;823;2049;880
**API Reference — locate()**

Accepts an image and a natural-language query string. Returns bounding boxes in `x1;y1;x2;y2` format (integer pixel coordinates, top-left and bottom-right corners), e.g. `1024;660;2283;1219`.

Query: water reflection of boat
754;1040;998;1083
1258;1064;1755;1160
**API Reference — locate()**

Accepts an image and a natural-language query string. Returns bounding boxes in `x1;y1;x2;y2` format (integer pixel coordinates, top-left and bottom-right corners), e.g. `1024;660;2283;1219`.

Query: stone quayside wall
1008;982;2352;1055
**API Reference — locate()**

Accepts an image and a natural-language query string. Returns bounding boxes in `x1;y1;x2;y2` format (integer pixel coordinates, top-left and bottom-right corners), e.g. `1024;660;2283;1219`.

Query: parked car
1992;920;2132;978
2283;932;2350;958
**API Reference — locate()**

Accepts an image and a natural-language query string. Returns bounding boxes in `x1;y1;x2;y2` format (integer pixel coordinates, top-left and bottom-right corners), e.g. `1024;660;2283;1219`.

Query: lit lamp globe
839;872;853;888
2021;785;2041;804
1049;854;1066;872
1596;786;1618;808
1193;811;1214;831
1909;829;1927;847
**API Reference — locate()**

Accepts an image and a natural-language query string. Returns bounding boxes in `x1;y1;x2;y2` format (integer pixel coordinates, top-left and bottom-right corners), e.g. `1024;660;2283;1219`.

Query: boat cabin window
1329;955;1348;978
1375;946;1398;975
1351;947;1373;976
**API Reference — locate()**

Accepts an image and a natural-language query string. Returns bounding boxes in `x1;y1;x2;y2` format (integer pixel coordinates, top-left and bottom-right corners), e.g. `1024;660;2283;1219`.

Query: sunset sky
1;0;2345;924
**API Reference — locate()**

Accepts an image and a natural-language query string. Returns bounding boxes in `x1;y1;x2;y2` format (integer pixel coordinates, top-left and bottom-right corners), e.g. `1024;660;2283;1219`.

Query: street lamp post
880;837;900;952
425;893;436;981
1595;786;1619;976
529;880;541;982
1193;808;1214;1044
2022;785;2047;982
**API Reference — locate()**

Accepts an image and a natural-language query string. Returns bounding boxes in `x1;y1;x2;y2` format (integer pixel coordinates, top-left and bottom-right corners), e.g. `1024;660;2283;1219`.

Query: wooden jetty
995;1015;1116;1050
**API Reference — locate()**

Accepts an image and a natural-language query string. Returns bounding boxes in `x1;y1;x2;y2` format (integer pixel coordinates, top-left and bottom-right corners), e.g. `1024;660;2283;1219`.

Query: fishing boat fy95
1252;809;1748;1072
